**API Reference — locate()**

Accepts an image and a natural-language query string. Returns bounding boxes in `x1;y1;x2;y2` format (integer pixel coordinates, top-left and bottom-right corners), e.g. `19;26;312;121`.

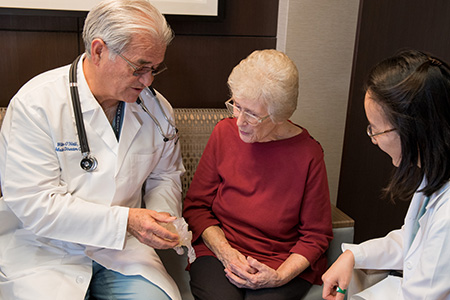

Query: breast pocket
124;151;160;184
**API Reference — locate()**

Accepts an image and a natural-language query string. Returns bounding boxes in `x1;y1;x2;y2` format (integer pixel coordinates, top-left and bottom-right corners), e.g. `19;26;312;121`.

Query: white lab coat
0;56;185;300
343;179;450;299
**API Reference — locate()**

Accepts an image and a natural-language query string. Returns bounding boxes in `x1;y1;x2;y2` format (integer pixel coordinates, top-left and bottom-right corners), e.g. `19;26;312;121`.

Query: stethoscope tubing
137;87;178;142
69;55;91;158
69;55;98;172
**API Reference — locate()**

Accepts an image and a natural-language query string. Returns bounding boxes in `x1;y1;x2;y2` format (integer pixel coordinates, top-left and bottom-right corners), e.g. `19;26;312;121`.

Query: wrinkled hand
322;250;355;300
225;256;283;289
216;246;257;276
127;208;179;249
202;226;257;276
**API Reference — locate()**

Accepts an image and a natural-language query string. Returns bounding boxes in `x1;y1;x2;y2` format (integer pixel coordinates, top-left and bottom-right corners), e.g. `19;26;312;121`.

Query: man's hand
127;208;179;249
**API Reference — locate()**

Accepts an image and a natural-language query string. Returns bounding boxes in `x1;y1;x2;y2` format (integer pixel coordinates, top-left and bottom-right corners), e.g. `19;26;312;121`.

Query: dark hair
365;49;450;202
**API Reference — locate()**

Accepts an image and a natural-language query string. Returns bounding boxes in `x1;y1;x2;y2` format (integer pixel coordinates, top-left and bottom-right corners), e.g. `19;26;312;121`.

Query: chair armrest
332;204;354;228
329;204;355;266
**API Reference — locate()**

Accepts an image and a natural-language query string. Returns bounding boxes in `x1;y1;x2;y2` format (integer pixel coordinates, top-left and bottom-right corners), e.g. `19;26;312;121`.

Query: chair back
0;107;6;126
173;108;229;199
0;107;6;195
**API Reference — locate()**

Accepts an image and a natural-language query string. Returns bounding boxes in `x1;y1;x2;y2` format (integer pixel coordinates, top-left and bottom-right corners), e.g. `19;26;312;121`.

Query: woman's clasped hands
219;248;284;290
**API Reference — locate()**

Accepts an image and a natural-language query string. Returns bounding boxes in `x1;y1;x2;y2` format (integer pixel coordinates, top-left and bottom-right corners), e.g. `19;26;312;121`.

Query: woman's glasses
225;99;270;126
366;124;396;138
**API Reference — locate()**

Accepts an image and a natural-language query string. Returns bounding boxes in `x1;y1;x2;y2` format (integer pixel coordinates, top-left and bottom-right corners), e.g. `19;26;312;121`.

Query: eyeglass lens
226;100;260;125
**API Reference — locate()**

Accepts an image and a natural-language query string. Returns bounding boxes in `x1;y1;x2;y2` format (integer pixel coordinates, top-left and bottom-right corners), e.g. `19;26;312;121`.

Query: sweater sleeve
290;149;333;268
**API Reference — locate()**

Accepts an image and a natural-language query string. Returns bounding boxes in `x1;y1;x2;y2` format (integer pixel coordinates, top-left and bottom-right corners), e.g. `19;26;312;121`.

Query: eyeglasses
116;52;167;77
225;99;270;126
367;124;396;138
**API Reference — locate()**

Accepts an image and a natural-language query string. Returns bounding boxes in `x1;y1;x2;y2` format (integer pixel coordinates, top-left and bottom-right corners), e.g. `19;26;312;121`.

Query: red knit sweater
183;118;333;285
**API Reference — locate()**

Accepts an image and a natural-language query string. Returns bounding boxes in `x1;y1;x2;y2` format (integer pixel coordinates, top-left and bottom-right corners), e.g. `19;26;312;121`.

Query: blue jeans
85;261;171;300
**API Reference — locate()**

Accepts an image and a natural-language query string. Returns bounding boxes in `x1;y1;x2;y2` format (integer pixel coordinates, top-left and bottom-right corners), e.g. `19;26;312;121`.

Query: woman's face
233;97;279;143
364;92;402;167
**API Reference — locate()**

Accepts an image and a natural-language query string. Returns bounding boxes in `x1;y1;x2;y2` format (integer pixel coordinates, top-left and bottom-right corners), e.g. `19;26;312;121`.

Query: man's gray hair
83;0;173;57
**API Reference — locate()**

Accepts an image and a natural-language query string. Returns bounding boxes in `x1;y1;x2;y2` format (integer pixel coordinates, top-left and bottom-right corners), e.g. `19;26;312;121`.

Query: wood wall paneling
0;31;80;107
155;0;279;107
167;0;278;37
0;8;84;107
0;10;83;31
153;36;276;108
338;0;450;243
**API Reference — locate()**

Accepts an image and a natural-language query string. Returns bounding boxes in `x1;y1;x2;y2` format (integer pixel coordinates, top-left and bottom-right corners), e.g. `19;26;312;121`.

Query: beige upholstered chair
0;107;6;126
0;107;6;196
173;108;230;200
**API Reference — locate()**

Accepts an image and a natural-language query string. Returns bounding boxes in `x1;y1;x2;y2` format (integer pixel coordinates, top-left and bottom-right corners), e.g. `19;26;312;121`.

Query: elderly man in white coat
0;0;185;299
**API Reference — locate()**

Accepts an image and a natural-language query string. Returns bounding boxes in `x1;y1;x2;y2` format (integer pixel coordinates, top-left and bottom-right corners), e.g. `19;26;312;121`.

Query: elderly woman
322;50;450;299
182;49;333;300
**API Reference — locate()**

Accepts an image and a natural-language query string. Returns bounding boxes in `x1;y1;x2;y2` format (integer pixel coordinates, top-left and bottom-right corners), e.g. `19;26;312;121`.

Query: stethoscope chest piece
80;155;98;172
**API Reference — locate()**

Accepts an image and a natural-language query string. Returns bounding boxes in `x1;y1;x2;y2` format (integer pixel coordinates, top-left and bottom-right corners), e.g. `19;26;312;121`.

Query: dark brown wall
0;0;278;108
154;0;278;108
338;0;450;243
0;11;84;108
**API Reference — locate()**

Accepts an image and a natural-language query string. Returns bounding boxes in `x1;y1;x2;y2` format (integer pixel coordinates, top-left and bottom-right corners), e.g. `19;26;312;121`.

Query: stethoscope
69;55;178;172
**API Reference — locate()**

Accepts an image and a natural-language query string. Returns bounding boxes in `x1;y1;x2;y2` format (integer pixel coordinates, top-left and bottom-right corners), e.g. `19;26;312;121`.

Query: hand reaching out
127;208;179;249
322;250;355;300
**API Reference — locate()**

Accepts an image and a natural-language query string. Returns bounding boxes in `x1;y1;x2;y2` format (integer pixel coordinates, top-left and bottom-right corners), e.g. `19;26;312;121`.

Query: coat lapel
405;180;450;256
84;107;119;153
76;55;119;154
115;103;143;176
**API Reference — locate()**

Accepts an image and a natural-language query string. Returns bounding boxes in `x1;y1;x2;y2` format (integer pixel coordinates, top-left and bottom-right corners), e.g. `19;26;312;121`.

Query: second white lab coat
343;179;450;299
0;57;185;300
